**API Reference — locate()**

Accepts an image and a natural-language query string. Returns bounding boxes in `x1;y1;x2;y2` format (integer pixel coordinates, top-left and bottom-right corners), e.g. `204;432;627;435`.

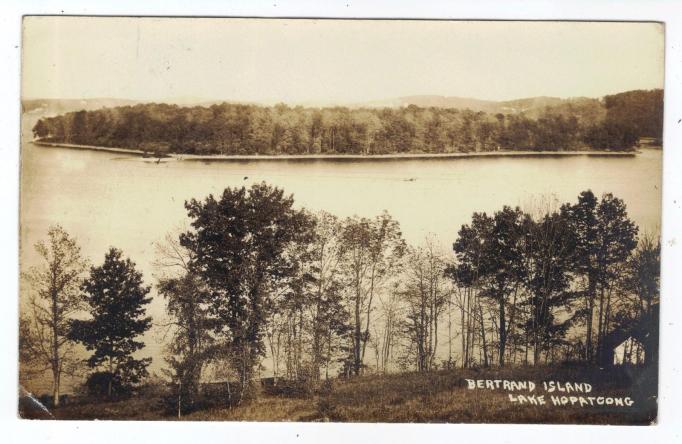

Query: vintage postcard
18;17;663;424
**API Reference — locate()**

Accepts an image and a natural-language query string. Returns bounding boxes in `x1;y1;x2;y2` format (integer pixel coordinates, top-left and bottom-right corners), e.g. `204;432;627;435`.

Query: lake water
19;141;662;376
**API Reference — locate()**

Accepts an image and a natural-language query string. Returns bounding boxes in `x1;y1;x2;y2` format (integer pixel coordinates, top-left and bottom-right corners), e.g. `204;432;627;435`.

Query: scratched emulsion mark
19;385;54;419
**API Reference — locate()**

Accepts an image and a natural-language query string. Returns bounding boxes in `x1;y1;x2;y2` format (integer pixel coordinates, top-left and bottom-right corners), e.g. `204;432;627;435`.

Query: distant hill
356;95;598;117
22;95;601;118
498;96;570;115
358;95;497;111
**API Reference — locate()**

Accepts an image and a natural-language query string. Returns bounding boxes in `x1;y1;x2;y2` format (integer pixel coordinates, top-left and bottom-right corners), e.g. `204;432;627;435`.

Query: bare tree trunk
603;287;613;351
354;279;362;376
51;287;61;407
361;265;378;367
448;292;453;366
479;302;489;367
460;299;467;368
297;309;304;379
586;277;596;361
177;379;182;419
108;355;113;398
499;299;506;367
533;329;540;366
507;287;519;365
596;285;606;364
268;329;280;385
325;328;331;380
52;368;60;407
465;288;473;367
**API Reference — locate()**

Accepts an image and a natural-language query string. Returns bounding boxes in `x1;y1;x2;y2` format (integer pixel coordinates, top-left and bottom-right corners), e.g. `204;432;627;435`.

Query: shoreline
31;140;639;161
32;141;147;156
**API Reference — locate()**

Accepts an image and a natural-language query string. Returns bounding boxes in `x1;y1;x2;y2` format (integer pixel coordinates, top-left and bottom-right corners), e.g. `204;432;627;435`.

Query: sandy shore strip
32;140;638;161
33;141;147;156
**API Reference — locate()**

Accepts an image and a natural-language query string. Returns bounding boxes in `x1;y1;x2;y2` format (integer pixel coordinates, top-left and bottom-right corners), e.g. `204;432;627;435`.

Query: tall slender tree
614;235;660;365
154;232;216;414
521;210;576;364
338;212;405;376
305;212;350;380
21;225;88;407
484;207;526;366
450;212;494;367
401;238;449;371
594;193;638;362
562;191;600;361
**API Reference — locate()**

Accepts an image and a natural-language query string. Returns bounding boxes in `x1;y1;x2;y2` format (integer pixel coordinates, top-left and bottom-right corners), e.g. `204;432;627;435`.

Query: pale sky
22;17;664;104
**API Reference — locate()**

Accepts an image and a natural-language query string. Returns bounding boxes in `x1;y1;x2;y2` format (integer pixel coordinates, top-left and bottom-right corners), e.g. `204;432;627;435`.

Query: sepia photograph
18;16;664;425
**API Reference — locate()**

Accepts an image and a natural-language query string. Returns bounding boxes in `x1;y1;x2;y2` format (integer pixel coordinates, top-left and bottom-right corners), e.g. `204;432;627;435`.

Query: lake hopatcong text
465;379;635;408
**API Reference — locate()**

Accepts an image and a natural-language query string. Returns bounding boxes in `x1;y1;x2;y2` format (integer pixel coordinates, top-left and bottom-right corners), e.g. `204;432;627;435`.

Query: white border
2;1;681;443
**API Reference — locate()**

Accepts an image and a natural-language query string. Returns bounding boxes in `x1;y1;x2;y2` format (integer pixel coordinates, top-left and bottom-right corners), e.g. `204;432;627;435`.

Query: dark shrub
85;371;130;398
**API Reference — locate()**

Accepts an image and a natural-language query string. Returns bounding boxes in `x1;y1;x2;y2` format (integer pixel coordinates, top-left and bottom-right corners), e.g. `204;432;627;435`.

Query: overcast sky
22;17;664;104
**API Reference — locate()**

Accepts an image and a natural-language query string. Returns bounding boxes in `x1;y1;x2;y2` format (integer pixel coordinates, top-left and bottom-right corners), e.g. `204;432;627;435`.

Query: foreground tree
401;237;450;371
70;248;152;397
21;225;88;407
521;210;576;364
449;213;494;368
338;212;406;376
615;235;660;366
302;212;350;381
624;235;660;318
263;211;351;384
154;232;216;414
564;190;638;362
450;208;526;367
563;190;600;360
158;273;215;413
594;194;639;361
180;183;314;401
484;207;526;366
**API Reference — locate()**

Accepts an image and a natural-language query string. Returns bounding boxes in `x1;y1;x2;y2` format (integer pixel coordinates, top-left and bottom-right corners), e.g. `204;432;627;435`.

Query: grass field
19;365;657;424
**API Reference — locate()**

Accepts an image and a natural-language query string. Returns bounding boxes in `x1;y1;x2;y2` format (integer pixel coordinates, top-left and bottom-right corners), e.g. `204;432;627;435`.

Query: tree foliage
449;190;642;368
70;248;152;397
400;238;450;371
154;231;218;413
180;182;315;400
338;212;406;376
20;225;88;406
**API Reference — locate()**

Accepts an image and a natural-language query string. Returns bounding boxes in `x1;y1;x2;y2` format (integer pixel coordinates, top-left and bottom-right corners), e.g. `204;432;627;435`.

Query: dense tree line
31;90;663;156
448;191;652;369
20;183;659;413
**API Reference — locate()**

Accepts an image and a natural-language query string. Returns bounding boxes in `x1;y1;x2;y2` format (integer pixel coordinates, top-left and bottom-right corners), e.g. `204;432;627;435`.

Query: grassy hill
21;365;657;424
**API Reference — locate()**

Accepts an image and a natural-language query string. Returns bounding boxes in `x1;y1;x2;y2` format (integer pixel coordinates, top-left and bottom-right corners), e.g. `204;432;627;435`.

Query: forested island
30;89;663;156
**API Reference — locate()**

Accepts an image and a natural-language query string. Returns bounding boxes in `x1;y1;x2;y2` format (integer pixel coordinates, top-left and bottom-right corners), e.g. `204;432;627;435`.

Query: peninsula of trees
31;89;663;156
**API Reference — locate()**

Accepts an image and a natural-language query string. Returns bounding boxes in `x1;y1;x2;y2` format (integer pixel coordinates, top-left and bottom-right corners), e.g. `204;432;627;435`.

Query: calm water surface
20;142;662;374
